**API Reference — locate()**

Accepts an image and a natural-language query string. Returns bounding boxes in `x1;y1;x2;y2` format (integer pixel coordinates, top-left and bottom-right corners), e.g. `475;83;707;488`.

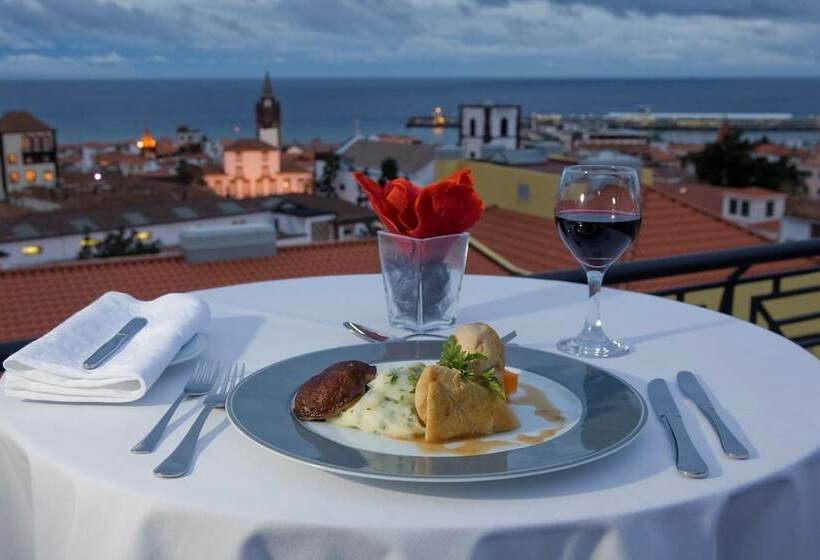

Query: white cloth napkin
2;291;210;403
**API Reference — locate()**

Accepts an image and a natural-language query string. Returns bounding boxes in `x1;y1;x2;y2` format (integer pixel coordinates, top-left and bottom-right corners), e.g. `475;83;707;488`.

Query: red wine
555;210;641;269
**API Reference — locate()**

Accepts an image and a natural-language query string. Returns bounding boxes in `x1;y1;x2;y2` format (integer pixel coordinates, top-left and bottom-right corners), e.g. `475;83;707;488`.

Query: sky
1;0;819;79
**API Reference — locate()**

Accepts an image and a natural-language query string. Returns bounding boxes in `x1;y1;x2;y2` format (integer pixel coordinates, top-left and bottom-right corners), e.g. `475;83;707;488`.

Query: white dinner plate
227;340;647;483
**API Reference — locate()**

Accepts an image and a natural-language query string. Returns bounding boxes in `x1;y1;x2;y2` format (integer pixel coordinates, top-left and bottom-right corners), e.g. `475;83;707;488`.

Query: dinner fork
131;360;216;454
153;362;245;478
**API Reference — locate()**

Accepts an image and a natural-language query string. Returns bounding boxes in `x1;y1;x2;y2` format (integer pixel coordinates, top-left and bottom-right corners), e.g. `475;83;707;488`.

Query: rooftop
224;138;277;152
341;139;435;174
469;185;811;292
0;111;52;134
0;240;504;341
655;182;786;218
268;194;375;224
0;198;269;243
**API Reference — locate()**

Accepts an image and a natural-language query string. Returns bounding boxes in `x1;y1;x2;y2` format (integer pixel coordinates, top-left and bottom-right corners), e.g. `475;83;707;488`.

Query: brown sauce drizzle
415;438;517;456
510;383;565;423
515;428;559;445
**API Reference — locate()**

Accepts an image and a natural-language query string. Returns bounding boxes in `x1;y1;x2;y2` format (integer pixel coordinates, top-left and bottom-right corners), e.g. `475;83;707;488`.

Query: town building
204;76;311;198
0;111;58;201
176;125;204;149
256;72;281;148
655;182;786;240
459;103;520;159
0;194;373;269
797;155;820;200
781;197;820;241
434;158;653;220
204;139;312;198
316;135;436;205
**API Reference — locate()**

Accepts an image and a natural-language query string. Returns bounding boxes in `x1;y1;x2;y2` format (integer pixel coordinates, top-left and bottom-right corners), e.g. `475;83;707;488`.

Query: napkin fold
2;291;210;403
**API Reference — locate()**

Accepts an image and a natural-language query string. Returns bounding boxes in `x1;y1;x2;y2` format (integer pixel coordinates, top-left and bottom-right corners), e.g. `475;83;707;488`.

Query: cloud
469;0;820;20
0;51;129;77
0;0;818;77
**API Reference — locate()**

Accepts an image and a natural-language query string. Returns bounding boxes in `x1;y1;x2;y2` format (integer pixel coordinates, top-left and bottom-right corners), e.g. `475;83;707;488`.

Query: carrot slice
503;370;519;396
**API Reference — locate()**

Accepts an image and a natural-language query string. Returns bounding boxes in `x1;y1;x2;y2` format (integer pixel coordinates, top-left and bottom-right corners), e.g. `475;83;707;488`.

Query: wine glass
554;165;641;358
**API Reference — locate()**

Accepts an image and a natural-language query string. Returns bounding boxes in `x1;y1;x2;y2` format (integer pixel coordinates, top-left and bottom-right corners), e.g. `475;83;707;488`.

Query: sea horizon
2;77;819;145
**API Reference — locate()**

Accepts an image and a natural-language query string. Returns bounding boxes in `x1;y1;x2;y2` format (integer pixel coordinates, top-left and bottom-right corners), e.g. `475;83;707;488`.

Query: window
740;200;750;216
21;245;42;256
25;170;36;182
500;117;509;137
9;171;19;183
7;153;17;165
765;201;775;217
517;183;530;202
43;170;54;182
728;199;737;214
283;179;291;191
469;118;476;137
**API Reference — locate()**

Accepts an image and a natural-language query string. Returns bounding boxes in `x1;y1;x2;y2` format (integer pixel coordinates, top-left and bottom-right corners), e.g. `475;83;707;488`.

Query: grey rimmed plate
226;341;647;483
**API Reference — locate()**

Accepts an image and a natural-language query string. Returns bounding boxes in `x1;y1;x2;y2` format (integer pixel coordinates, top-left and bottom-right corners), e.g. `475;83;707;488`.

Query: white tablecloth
1;275;819;560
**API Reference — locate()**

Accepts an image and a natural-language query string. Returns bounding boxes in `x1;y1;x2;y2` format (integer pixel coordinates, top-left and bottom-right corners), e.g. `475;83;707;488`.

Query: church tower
256;72;281;148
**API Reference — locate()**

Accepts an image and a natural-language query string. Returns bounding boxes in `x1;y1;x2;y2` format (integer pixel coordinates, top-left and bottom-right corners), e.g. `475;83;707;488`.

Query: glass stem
582;269;605;338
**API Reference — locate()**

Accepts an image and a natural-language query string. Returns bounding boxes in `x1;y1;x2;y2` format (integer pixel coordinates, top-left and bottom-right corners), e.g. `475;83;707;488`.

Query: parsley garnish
407;372;419;393
438;336;505;399
389;373;398;384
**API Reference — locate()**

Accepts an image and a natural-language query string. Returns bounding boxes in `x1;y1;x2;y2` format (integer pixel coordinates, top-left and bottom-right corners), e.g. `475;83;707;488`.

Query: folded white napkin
2;291;210;403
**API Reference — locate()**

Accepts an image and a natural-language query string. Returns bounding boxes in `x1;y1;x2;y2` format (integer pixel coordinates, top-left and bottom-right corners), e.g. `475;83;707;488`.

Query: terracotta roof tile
0;111;51;133
0;239;506;341
468;185;813;291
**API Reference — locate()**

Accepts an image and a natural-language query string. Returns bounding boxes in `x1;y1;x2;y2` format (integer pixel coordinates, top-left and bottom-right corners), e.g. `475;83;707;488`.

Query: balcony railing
532;238;820;350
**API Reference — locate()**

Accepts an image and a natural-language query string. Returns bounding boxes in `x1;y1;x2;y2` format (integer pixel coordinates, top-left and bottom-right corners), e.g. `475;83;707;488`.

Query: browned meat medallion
293;360;377;420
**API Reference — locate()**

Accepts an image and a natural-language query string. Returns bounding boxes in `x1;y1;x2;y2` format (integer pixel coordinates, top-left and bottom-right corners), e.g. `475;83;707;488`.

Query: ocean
0;77;819;145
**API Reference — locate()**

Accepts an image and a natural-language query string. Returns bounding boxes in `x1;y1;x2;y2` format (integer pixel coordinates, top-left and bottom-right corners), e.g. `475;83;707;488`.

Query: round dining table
1;274;819;560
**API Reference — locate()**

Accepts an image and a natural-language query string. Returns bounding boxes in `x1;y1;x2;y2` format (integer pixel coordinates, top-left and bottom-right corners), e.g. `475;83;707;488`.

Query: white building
176;125;204;148
781;198;820;241
797;156;820;200
315;135;436;205
0;111;58;201
459;103;520;159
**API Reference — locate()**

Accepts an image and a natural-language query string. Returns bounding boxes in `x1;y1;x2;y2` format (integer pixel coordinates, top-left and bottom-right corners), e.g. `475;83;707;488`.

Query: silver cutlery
677;370;750;460
343;321;517;345
83;317;148;370
131;360;216;454
154;362;245;478
648;378;709;479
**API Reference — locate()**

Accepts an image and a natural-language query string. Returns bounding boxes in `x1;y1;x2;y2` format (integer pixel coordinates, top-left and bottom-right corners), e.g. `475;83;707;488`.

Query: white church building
459;104;520;159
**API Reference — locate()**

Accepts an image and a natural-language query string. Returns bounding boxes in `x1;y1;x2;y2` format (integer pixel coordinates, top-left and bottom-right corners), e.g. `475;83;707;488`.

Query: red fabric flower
354;168;483;239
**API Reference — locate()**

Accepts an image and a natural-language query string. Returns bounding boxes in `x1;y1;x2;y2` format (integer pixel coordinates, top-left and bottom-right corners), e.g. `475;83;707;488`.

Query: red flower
354;168;483;239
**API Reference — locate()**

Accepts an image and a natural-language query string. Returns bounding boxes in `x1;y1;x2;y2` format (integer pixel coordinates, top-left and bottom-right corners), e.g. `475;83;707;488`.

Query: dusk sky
1;0;819;79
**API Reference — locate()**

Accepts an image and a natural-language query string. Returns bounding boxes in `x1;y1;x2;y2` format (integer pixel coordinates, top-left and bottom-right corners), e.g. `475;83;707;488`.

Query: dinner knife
677;370;750;460
648;378;709;478
82;317;148;370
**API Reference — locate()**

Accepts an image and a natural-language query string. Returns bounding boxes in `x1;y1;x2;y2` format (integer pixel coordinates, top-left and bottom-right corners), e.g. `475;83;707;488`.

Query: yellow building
435;159;653;219
435;160;560;218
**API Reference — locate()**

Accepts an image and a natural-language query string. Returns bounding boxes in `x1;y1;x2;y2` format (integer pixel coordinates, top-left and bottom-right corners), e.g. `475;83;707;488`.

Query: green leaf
438;336;504;399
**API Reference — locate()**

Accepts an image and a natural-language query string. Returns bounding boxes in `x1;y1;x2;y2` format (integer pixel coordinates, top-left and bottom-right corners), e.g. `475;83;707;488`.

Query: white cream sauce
329;363;425;440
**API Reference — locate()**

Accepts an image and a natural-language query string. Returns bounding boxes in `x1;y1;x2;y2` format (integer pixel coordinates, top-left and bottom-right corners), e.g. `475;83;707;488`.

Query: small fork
132;360;216;454
153;362;245;478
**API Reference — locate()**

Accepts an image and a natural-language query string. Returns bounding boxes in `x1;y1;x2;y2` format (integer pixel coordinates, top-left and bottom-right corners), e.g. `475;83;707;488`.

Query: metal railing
532;238;820;349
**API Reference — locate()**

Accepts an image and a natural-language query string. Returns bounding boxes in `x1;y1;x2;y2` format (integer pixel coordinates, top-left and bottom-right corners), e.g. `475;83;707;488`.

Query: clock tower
256;72;281;148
